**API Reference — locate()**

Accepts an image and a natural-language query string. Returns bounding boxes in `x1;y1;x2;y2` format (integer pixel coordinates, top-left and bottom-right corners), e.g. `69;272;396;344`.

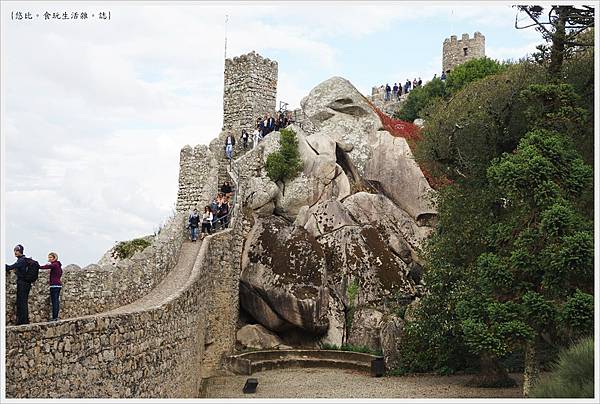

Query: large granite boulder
274;128;350;220
300;76;437;223
347;307;383;350
236;324;289;350
240;216;329;336
379;314;405;369
363;134;436;224
301;77;380;175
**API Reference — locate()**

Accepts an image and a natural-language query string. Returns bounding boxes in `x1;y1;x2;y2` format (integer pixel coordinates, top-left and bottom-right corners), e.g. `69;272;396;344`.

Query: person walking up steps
40;252;62;322
201;206;213;235
224;133;235;160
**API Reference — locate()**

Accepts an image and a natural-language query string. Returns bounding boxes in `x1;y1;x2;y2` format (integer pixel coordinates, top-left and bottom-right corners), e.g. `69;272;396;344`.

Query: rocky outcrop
239;216;329;336
299;76;437;224
236;75;437;357
347;308;383;349
236;324;290;350
379;315;405;369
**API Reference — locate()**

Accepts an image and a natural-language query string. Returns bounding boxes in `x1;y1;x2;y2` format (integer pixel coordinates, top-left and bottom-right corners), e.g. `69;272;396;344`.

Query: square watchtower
222;51;278;132
442;32;485;73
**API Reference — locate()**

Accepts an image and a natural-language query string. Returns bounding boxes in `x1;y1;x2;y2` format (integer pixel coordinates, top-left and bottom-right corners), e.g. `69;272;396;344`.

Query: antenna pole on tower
224;14;229;60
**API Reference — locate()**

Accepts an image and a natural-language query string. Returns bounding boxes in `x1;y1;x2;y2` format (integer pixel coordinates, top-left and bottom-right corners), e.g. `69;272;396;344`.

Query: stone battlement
222;51;278;133
442;31;485;73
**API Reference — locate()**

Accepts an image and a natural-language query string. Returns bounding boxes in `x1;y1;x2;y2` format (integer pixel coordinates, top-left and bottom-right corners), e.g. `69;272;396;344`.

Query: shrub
445;57;507;95
320;343;382;356
265;128;303;183
113;237;152;260
395;78;446;122
530;337;594;398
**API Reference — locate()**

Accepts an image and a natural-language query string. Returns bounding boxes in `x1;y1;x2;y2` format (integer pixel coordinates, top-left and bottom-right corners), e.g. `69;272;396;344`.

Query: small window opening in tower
463;47;468;56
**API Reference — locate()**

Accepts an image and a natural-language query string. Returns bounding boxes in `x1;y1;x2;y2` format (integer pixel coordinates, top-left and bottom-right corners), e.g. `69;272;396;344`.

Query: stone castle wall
442;32;485;73
5;215;187;325
222;51;278;133
6;180;245;397
5;50;268;398
176;144;219;213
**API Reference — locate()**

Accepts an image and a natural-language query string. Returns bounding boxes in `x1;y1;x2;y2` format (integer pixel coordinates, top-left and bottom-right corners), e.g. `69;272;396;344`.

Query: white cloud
2;1;545;265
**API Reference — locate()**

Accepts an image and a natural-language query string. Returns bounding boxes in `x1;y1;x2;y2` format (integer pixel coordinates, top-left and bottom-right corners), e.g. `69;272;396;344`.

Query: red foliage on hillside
364;98;452;189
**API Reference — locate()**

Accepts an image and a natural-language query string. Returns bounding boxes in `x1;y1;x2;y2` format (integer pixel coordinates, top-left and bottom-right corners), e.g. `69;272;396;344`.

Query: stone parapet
442;31;485;73
5;214;187;326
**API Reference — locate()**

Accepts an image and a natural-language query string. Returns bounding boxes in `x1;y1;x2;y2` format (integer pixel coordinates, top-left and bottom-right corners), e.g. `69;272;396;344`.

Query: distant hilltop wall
442;32;485;73
222;51;278;133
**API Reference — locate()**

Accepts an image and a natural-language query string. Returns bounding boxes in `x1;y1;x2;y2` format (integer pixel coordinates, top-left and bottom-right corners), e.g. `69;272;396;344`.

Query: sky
1;1;550;266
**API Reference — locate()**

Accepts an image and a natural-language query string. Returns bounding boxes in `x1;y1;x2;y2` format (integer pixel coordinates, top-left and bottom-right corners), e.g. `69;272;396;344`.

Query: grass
320;343;383;357
113;237;152;260
530;337;594;398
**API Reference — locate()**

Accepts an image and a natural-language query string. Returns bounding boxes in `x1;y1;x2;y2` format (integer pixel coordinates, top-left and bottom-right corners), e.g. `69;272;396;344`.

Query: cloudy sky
1;1;545;266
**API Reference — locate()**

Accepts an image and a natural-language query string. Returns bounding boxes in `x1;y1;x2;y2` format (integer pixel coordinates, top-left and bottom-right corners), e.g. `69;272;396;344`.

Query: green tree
515;6;594;79
456;129;593;393
444;57;507;95
415;62;546;181
265;128;303;184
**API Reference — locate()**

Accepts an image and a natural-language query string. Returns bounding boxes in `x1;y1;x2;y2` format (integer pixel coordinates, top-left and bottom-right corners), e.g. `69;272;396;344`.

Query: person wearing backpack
5;244;38;325
39;252;62;322
188;208;200;242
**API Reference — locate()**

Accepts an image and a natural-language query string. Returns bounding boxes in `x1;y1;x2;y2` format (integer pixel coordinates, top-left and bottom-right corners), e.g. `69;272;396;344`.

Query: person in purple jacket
40;252;62;322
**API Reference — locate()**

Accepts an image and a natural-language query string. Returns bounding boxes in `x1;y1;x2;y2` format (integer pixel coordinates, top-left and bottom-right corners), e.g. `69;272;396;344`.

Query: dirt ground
204;367;524;399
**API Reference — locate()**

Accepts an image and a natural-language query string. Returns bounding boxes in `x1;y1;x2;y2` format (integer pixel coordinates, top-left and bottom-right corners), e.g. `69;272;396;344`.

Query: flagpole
224;14;229;60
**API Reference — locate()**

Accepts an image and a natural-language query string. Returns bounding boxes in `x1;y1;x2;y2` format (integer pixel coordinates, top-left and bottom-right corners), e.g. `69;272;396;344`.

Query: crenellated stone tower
222;51;278;132
442;32;485;73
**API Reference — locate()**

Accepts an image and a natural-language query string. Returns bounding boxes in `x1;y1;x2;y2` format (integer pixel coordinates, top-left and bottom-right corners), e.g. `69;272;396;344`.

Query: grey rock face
379;314;405;369
240;216;329;336
347;308;383;350
236;324;286;350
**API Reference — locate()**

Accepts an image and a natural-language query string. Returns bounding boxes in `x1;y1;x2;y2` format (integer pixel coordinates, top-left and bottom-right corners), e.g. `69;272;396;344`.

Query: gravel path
205;368;524;399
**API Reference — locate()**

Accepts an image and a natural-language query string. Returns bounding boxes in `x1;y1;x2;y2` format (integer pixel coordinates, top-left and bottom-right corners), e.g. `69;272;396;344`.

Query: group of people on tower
224;110;294;160
187;181;235;241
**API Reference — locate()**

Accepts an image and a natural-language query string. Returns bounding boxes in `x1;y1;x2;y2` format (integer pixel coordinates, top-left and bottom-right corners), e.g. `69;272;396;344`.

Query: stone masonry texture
4;51;267;398
5;214;187;326
222;51;278;133
442;32;485;73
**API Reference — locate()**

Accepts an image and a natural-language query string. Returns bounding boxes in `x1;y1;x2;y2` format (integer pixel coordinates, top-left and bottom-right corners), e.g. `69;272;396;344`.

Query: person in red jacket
40;252;62;322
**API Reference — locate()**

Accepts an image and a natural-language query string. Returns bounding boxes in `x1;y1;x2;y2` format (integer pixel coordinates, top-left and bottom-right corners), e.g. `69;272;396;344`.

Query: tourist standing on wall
441;71;447;81
188;209;200;242
385;83;391;101
5;244;33;325
241;129;249;149
392;83;398;99
267;114;275;133
39;252;62;322
201;206;213;235
224;133;235;160
418;77;422;87
253;126;261;149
